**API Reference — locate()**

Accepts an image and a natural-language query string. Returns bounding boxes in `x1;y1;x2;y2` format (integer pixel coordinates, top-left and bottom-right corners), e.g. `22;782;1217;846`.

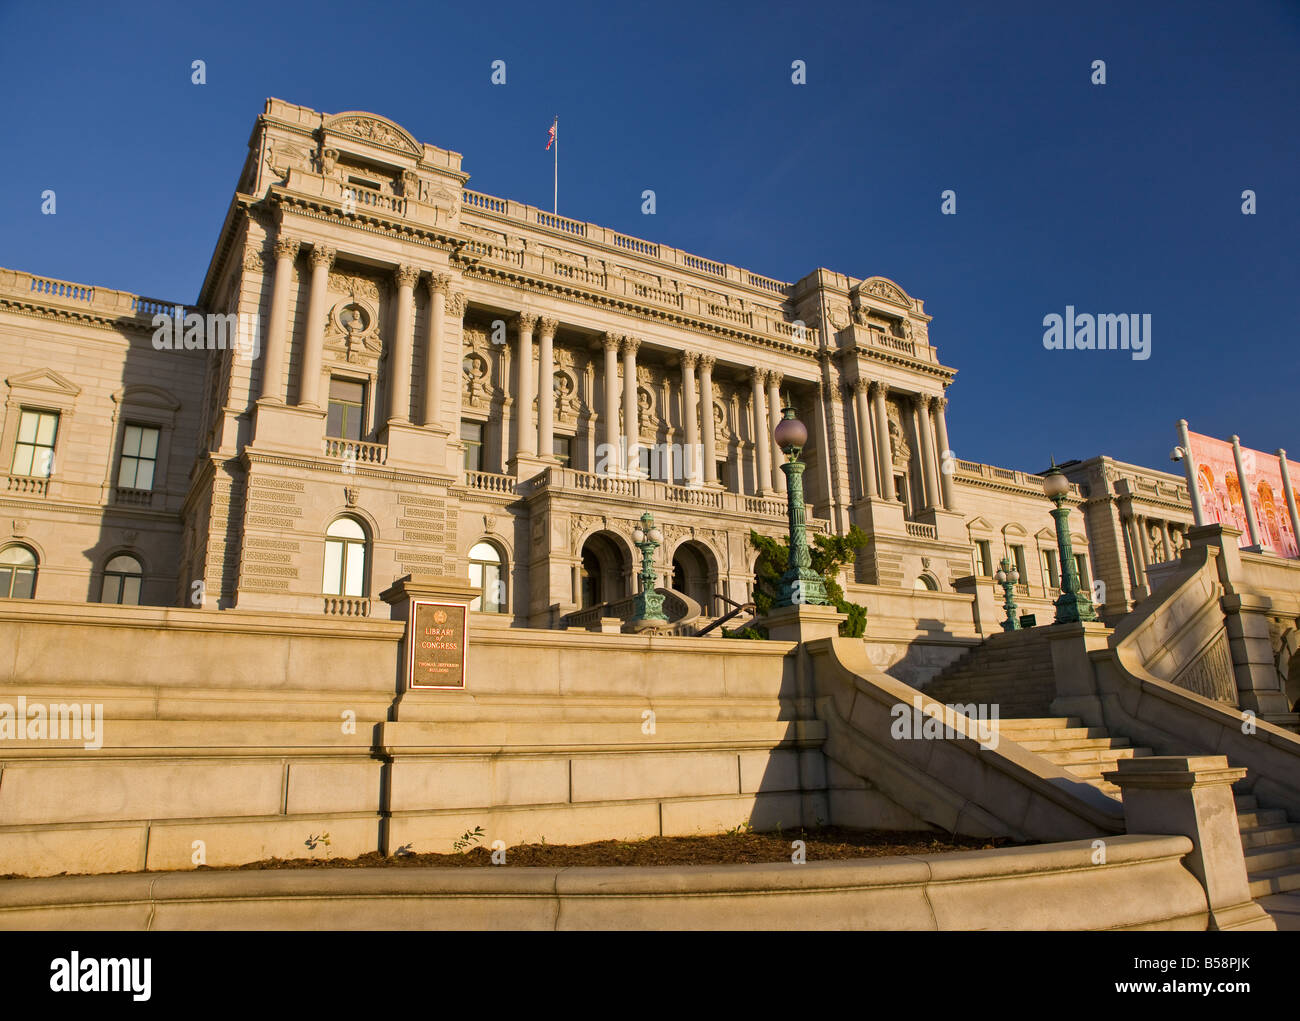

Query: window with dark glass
117;425;160;490
1044;549;1060;590
327;379;366;441
461;421;483;472
12;409;59;477
0;545;37;599
1011;544;1029;585
101;554;143;605
553;435;571;468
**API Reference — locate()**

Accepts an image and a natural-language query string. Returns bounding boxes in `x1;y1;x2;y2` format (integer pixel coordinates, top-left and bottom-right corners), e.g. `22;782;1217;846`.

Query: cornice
457;261;819;367
240;450;457;489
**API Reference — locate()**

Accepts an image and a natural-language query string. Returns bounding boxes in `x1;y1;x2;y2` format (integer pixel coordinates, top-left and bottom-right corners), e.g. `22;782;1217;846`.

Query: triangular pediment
6;368;81;397
966;516;994;534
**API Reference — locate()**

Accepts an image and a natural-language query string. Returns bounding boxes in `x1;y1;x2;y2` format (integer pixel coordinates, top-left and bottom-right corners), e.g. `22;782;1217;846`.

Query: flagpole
553;116;558;214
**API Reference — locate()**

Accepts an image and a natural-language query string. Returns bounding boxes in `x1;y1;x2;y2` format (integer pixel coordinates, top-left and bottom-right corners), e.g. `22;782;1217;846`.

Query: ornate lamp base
775;567;827;608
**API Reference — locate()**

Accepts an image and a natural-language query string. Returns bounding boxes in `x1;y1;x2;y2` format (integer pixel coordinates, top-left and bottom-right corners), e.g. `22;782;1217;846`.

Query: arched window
101;554;143;605
323;517;368;597
468;541;506;613
914;574;939;591
0;544;37;599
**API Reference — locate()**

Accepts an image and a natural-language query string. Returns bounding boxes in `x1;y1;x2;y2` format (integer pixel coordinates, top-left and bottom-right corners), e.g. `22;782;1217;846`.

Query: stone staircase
926;627;1300;900
923;628;1057;717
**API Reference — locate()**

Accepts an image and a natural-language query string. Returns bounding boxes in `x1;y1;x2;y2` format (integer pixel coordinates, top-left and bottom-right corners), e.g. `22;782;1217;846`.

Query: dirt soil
204;826;1024;870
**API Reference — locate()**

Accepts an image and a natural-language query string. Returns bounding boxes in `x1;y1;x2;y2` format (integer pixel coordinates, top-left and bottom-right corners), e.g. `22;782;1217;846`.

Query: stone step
991;717;1080;732
1236;794;1259;812
1018;737;1133;753
1242;841;1300;873
1038;746;1151;765
1237;808;1287;830
1248;865;1300;898
1240;824;1300;850
987;726;1111;743
1063;760;1125;780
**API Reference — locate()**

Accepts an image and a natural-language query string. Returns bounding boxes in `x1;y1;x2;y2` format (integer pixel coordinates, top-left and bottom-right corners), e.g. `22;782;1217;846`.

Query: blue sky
1;0;1295;473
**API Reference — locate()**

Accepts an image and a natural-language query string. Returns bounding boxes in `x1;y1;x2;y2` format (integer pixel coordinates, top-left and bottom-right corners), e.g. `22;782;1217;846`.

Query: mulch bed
206;826;1023;871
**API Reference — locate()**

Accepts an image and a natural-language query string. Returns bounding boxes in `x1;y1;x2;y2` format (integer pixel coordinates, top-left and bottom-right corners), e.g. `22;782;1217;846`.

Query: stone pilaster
698;354;718;487
750;367;771;496
259;235;300;403
853;378;876;499
537;316;558;460
422;274;452;427
298;244;335;409
871;381;896;501
387;264;420;425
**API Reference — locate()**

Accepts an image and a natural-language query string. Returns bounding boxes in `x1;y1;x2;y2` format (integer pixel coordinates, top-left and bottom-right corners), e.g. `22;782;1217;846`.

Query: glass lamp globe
774;414;807;452
1010;569;1020;584
632;527;645;543
994;568;1007;584
1043;468;1069;499
649;527;663;544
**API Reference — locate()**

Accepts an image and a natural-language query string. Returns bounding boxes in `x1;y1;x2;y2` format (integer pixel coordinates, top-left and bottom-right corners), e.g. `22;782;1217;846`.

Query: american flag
546;118;557;151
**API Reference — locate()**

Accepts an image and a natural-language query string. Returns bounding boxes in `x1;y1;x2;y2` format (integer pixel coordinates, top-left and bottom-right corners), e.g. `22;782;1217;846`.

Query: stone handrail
462;470;516;495
0;267;181;323
807;637;1126;840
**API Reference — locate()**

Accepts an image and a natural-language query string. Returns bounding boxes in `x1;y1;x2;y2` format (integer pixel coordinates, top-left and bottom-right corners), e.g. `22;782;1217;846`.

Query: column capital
273;236;301;261
767;370;784;388
869;380;889;399
750;365;766;386
934;395;949;412
696;353;716;372
602;332;623;352
538;316;559;339
516;311;539;333
680;350;699;370
911;391;932;410
426;273;454;296
621;335;641;356
309;244;336;270
852;377;871;395
394;264;420;289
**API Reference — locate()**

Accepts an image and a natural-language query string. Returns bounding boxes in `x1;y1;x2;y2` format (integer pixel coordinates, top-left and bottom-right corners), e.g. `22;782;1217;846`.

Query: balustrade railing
322;438;387;464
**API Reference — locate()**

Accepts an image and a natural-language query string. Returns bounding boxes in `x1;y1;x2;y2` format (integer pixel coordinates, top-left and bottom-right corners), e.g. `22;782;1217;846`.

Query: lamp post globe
773;403;828;608
1042;460;1098;625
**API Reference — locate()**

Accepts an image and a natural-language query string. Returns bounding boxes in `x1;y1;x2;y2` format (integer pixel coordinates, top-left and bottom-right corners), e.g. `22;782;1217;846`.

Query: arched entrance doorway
671;541;717;615
579;532;631;608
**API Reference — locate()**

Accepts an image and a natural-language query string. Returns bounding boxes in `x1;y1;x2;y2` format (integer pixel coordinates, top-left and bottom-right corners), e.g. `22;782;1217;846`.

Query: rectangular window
976;540;993;577
1044;549;1060;590
327;379;366;441
717;460;728;489
553;435;572;468
461;421;483;472
1075;553;1090;591
117;424;160;490
1011;544;1028;585
12;409;59;478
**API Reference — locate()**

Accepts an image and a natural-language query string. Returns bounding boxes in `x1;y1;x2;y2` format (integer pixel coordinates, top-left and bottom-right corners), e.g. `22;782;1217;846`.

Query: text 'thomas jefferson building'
0;99;1196;665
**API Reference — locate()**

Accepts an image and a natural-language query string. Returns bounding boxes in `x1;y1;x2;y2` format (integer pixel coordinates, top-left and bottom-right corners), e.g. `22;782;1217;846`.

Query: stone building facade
0;98;1193;633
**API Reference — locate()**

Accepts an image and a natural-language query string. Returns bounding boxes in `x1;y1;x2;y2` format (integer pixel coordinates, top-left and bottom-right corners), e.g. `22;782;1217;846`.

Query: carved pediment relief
860;276;912;309
6;368;82;398
324;113;422;157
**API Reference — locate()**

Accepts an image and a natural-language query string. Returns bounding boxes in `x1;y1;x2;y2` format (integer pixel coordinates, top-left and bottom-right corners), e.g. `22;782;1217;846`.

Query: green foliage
727;526;870;639
453;826;486;853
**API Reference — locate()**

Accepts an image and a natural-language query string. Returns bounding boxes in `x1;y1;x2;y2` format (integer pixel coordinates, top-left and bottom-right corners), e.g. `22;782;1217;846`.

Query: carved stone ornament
344;487;359;507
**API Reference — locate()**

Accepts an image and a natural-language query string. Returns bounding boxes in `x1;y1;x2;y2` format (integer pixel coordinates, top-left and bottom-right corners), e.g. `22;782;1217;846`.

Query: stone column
852;379;877;499
750;367;771;496
514;312;538;457
602;333;620;463
1279;449;1300;555
421;274;451;427
1159;519;1174;562
871;382;897;501
1123;512;1146;593
622;336;639;473
388;264;419;424
1108;756;1275;930
298;244;335;409
933;396;956;510
767;371;785;494
1231;435;1264;548
698;355;718;486
259;235;300;402
680;352;700;486
537;317;558;460
914;393;940;511
1136;513;1154;567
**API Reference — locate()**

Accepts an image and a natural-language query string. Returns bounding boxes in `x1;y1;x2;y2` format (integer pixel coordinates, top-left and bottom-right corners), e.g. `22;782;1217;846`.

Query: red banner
1187;431;1299;558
